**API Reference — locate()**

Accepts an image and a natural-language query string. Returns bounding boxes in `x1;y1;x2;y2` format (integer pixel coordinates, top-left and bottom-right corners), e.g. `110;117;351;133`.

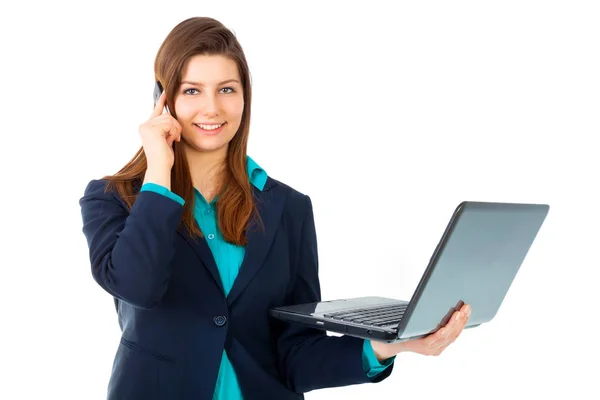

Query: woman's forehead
181;54;240;84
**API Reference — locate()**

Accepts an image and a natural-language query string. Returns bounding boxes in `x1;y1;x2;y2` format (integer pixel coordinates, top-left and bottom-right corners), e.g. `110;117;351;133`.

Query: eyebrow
180;79;240;86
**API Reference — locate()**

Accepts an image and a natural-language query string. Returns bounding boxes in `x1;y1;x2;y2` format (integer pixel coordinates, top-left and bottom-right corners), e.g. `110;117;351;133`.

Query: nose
201;93;220;117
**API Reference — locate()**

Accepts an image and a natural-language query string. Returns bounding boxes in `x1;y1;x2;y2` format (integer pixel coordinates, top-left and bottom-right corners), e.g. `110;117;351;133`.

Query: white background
1;1;599;399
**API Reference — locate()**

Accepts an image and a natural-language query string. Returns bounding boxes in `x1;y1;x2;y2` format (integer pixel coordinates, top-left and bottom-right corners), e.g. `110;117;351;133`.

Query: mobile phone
153;81;170;113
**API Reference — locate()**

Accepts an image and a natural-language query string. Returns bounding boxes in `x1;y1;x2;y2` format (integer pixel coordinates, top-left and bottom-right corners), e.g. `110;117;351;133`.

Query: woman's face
174;54;244;156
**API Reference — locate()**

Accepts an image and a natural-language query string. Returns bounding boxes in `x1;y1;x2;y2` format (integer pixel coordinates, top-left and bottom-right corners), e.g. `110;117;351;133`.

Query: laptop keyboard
322;304;407;327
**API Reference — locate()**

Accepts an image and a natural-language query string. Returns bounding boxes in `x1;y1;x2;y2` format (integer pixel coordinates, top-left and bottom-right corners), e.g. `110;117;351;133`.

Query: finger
449;309;470;340
454;305;471;332
152;115;179;138
442;311;464;340
427;327;449;348
150;91;167;119
461;303;471;317
426;308;467;346
168;118;182;142
432;327;459;352
173;118;183;142
462;309;471;330
428;307;471;353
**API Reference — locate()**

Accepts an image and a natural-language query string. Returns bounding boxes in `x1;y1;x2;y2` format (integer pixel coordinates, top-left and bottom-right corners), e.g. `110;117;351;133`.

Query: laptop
270;201;549;343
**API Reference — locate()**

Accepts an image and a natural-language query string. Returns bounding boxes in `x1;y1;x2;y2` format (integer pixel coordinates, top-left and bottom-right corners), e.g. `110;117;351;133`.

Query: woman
79;16;471;399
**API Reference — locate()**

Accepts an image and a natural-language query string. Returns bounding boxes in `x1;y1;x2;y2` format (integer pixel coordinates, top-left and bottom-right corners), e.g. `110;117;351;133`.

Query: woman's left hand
370;304;471;361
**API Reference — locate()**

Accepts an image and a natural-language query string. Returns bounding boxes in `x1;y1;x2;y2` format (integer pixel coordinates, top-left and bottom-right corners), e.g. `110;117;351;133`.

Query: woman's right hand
139;91;182;171
370;304;471;360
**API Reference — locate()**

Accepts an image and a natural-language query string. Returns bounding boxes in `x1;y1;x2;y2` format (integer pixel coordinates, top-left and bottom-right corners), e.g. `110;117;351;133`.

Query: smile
194;122;226;134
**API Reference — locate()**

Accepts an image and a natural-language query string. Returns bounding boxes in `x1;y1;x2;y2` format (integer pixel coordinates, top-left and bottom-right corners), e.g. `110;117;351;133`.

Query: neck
183;144;229;201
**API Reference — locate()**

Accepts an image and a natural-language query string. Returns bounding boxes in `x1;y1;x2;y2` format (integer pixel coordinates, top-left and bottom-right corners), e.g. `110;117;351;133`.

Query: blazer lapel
177;225;225;296
131;178;225;296
227;179;285;306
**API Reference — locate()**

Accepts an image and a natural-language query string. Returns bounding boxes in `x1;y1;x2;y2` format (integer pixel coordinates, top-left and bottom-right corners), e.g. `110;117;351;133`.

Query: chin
188;138;231;154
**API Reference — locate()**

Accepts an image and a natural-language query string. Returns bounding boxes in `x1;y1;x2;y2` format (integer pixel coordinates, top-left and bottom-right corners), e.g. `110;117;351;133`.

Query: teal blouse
140;156;394;399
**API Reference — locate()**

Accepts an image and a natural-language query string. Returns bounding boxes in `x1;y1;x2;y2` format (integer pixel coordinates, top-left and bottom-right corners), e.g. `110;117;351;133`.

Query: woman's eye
183;87;235;95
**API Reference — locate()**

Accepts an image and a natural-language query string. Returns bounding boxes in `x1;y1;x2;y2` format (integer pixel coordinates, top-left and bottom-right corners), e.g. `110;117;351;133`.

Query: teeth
196;123;223;130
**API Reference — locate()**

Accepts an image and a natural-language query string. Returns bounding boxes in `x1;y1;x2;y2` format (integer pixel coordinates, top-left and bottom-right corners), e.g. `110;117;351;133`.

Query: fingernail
455;312;461;321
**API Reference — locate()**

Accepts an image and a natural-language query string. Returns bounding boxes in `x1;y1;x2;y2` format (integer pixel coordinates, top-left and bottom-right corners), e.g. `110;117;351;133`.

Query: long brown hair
103;17;260;246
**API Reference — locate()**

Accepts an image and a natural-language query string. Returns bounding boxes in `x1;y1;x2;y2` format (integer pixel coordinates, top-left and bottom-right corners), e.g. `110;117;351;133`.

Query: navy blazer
80;176;393;399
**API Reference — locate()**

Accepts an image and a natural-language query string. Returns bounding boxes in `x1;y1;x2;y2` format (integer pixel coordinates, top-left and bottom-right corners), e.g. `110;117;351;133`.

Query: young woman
79;16;471;399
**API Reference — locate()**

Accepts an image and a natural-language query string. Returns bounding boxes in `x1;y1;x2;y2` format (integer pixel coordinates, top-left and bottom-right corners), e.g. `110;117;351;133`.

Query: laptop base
270;296;411;343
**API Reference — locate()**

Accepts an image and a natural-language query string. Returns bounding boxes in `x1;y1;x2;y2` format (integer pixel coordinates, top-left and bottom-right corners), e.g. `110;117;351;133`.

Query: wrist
143;167;171;190
370;340;403;362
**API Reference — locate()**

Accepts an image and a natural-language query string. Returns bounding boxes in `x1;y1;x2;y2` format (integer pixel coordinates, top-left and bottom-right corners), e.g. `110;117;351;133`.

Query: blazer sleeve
276;195;394;393
79;179;185;309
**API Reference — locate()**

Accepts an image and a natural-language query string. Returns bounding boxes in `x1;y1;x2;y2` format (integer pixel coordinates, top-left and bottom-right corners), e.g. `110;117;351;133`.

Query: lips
193;122;227;135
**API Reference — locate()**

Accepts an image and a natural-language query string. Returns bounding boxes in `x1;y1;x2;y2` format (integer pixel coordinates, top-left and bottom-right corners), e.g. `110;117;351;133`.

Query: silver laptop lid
397;201;549;339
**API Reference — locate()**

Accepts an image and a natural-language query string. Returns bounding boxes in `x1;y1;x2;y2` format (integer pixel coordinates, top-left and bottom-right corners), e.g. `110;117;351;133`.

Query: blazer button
213;315;227;327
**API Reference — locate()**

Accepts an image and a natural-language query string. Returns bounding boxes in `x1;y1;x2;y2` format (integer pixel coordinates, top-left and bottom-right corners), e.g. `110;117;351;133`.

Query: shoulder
265;176;313;217
81;178;113;200
80;177;142;212
80;179;123;209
